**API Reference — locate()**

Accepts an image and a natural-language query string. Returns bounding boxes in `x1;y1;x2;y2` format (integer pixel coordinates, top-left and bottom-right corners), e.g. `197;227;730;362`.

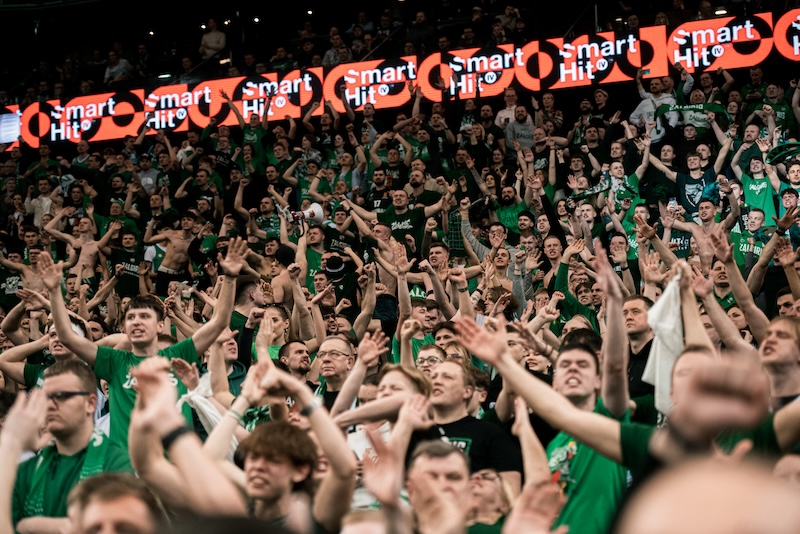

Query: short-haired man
67;473;165;534
9;361;133;532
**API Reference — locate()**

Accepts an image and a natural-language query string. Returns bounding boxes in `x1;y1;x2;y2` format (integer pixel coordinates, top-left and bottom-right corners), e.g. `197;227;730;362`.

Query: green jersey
390;334;435;364
548;398;629;534
306;248;322;290
93;339;200;452
740;173;777;224
12;437;132;524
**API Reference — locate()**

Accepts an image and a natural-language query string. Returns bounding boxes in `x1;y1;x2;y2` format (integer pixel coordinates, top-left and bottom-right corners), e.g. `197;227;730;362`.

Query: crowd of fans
1;2;800;534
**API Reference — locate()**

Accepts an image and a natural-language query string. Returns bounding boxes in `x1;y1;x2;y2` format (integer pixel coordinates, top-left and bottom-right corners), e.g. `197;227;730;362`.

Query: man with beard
406;169;442;209
493;182;535;241
477;104;506;151
278;341;314;388
504;106;535;152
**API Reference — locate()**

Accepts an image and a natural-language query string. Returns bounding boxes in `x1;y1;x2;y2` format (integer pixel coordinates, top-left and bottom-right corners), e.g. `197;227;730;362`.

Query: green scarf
654;102;728;120
766;142;800;165
242;405;272;432
24;429;108;517
571;176;612;201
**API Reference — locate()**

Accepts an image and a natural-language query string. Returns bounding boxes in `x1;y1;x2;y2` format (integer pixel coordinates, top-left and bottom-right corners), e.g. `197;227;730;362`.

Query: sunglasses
47;391;90;403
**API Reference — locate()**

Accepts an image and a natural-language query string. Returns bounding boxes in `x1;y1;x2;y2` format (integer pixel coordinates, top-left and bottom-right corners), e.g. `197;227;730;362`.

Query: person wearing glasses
4;360;132;534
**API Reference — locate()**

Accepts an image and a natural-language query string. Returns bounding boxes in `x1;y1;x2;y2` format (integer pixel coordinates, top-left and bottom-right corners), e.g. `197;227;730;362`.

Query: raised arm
220;89;245;129
648;155;677;182
43;208;79;246
455;320;623;463
594;242;630;417
709;228;770;343
39;253;98;365
190;238;248;354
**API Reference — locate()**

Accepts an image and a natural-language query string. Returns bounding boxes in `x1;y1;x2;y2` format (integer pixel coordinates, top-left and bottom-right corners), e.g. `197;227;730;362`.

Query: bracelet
300;396;323;417
160;426;194;450
620;265;629;271
225;409;244;424
457;286;469;293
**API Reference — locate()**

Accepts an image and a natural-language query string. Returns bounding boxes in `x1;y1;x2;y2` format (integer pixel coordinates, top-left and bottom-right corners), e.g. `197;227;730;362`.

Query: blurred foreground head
616;458;800;534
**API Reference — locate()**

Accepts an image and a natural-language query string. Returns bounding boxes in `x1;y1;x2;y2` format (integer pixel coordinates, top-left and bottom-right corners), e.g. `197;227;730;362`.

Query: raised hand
454;317;508;366
171;358;200;391
773;206;800;233
690;267;713;298
217;236;249;276
708;228;733;264
774;238;798;268
563;238;585;259
36;251;65;291
633;214;657;240
356;330;389;368
287;263;301;280
311;284;335;306
593;239;623;301
1;390;47;450
399;319;422;341
642;250;667;285
501;482;568;534
130;357;183;435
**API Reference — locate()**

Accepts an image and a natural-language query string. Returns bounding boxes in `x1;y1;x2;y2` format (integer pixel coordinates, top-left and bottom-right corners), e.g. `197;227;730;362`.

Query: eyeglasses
318;350;349;360
47;391;90;404
417;357;442;366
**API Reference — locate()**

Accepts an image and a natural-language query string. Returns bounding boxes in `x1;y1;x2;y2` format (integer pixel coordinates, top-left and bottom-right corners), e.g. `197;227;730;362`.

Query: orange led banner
2;11;799;150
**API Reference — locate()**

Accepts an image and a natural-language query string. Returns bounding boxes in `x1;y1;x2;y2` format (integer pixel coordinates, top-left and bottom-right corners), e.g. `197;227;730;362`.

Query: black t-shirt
410;416;523;474
361;188;392;214
107;246;144;298
629;339;655;399
378;162;409;190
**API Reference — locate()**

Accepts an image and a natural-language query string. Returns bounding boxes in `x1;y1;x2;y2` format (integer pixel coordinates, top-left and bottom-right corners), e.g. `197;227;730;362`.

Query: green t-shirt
495;201;528;234
12;439;132;524
230;310;248;334
740;173;777;225
390;333;435;364
620;413;781;483
548;398;629;534
731;230;766;274
93;338;200;452
306;248;322;290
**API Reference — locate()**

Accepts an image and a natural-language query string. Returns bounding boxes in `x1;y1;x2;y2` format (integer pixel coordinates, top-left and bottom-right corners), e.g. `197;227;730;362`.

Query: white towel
642;272;684;415
177;373;238;460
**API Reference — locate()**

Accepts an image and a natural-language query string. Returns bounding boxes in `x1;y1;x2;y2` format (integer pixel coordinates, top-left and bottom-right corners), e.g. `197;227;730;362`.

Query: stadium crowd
2;1;800;534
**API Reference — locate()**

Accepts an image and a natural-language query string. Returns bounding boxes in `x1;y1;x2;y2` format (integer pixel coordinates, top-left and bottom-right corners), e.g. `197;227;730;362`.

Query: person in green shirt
40;237;249;453
455;250;636;534
731;139;780;226
10;360;133;533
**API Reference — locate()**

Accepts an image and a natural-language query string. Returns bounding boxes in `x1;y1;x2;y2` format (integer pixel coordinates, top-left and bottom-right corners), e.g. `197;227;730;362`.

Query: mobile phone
641;69;651;75
668;198;678;211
